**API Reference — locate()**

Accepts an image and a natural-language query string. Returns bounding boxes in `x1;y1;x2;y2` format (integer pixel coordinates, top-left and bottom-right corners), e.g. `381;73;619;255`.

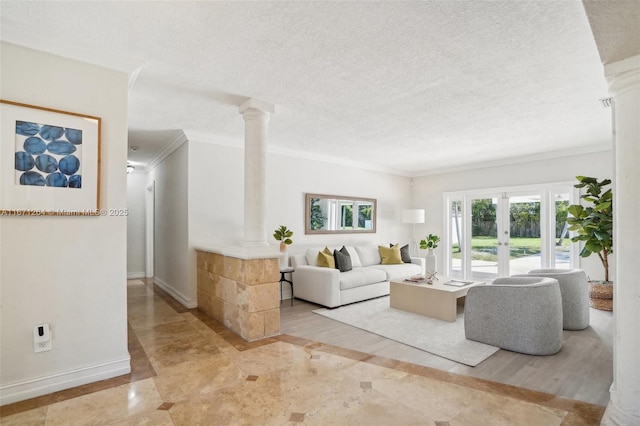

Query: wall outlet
34;324;52;353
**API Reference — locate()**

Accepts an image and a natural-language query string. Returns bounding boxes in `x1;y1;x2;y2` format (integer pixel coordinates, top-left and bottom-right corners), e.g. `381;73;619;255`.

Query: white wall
147;142;191;306
126;172;147;278
0;43;129;404
187;138;413;301
412;150;614;279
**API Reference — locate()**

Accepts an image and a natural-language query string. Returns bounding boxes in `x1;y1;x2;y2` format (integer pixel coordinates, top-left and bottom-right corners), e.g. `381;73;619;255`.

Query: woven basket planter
589;281;613;311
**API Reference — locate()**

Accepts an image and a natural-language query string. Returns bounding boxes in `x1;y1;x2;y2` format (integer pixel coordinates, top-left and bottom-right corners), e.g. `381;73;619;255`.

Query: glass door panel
470;197;498;279
445;184;576;279
553;192;571;268
450;200;463;276
508;194;542;275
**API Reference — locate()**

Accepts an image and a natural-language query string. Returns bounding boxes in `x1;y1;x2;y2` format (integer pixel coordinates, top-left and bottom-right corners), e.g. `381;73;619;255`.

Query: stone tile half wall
197;250;280;341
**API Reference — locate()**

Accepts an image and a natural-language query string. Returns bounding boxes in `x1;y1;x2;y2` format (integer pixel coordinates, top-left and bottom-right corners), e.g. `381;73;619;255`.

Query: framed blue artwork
0;100;101;215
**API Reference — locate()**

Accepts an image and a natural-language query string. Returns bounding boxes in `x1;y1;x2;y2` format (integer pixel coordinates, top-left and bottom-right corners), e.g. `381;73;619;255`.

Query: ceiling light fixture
127;163;135;174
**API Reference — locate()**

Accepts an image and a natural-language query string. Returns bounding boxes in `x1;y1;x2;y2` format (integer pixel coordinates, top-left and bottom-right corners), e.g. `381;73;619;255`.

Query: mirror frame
305;193;377;234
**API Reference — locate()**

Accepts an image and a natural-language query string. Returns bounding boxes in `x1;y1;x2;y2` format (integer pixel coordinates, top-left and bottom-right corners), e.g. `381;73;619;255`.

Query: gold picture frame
0;100;101;215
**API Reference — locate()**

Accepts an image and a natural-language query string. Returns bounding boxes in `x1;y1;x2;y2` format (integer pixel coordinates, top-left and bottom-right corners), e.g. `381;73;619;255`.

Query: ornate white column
601;55;640;426
238;98;275;247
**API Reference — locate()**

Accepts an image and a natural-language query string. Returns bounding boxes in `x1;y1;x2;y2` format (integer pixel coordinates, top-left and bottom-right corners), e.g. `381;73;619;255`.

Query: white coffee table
390;277;485;322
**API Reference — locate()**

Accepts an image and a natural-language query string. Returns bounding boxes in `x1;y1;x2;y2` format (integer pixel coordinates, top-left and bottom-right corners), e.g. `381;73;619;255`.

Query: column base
601;396;640;426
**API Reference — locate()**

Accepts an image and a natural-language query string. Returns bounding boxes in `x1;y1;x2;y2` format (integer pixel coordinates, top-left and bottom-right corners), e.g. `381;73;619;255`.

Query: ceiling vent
599;97;613;108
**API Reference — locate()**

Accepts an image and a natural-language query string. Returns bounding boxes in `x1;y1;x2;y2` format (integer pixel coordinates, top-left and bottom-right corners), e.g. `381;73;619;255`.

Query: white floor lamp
403;209;425;258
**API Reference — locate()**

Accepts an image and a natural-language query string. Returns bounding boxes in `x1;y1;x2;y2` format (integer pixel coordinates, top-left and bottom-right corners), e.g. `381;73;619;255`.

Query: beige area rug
313;296;499;367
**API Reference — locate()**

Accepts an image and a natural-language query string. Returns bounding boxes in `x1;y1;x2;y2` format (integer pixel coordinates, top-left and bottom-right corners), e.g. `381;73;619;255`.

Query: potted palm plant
567;176;613;310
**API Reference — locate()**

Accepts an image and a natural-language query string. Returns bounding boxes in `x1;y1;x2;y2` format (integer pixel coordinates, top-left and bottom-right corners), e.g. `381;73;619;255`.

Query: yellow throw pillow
317;247;335;268
378;244;403;265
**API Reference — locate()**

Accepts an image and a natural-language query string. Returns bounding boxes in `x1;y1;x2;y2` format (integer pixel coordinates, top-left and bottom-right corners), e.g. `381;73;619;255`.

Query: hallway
1;279;605;425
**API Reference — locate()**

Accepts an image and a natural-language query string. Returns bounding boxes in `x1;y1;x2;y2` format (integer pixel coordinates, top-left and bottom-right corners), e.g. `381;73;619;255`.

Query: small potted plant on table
420;234;441;275
273;225;294;268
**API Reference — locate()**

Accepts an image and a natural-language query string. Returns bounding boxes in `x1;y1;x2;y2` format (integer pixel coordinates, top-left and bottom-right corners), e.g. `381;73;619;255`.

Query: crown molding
182;130;411;177
140;129;610;179
410;143;613;177
267;144;410;177
182;130;241;148
128;63;147;97
144;131;189;172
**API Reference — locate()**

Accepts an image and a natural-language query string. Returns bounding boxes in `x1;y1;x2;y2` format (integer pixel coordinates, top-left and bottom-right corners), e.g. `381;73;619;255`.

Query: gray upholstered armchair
464;277;563;355
514;269;589;330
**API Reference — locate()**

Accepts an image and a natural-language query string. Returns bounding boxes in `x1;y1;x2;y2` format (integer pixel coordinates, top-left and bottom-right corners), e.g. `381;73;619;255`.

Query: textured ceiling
583;0;640;64
0;1;617;176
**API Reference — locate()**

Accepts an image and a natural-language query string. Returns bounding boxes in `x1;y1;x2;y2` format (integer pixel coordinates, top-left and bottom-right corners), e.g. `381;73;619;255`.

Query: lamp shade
402;209;425;224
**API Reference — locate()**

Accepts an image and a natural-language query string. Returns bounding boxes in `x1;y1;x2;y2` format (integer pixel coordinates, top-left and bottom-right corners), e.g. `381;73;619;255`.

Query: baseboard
0;356;131;406
127;271;146;279
154;277;197;309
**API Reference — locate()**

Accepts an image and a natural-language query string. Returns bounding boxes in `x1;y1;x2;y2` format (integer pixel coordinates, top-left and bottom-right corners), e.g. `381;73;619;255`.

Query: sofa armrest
410;257;425;275
293;265;341;308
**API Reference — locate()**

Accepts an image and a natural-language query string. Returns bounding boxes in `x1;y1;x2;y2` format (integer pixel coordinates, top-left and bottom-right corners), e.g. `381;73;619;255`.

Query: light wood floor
280;297;613;406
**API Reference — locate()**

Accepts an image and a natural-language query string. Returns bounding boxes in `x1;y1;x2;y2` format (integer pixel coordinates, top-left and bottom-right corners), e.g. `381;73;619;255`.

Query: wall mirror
305;193;377;234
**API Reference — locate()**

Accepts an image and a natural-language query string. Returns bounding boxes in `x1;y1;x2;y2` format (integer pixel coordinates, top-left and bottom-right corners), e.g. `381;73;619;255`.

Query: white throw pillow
344;246;362;268
354;245;381;267
305;248;322;267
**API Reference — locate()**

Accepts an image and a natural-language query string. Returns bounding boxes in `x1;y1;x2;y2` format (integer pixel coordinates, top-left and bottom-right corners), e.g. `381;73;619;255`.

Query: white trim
238;98;275;114
154;277;197;309
412;144;612;177
141;130;612;179
0;357;130;406
183;129;409;177
267;144;407;177
127;271;146;279
128;63;146;97
144;131;188;172
444;181;575;197
183;130;240;148
604;54;640;79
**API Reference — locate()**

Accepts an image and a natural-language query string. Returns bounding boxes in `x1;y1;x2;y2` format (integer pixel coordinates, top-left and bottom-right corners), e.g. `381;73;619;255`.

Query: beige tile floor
0;279;605;425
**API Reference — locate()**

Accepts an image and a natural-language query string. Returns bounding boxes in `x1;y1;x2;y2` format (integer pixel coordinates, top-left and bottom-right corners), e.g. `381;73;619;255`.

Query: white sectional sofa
290;245;424;308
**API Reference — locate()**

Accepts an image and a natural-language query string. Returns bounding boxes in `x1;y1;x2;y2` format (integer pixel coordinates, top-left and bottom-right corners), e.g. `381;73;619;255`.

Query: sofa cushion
344;246;362;268
390;243;412;263
379;245;403;264
317;247;335;268
368;263;422;281
355;245;381;267
334;246;352;272
305;248;322;266
339;267;387;290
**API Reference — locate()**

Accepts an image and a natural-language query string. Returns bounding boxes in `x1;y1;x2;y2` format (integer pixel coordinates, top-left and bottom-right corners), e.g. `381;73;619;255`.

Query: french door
446;185;575;280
